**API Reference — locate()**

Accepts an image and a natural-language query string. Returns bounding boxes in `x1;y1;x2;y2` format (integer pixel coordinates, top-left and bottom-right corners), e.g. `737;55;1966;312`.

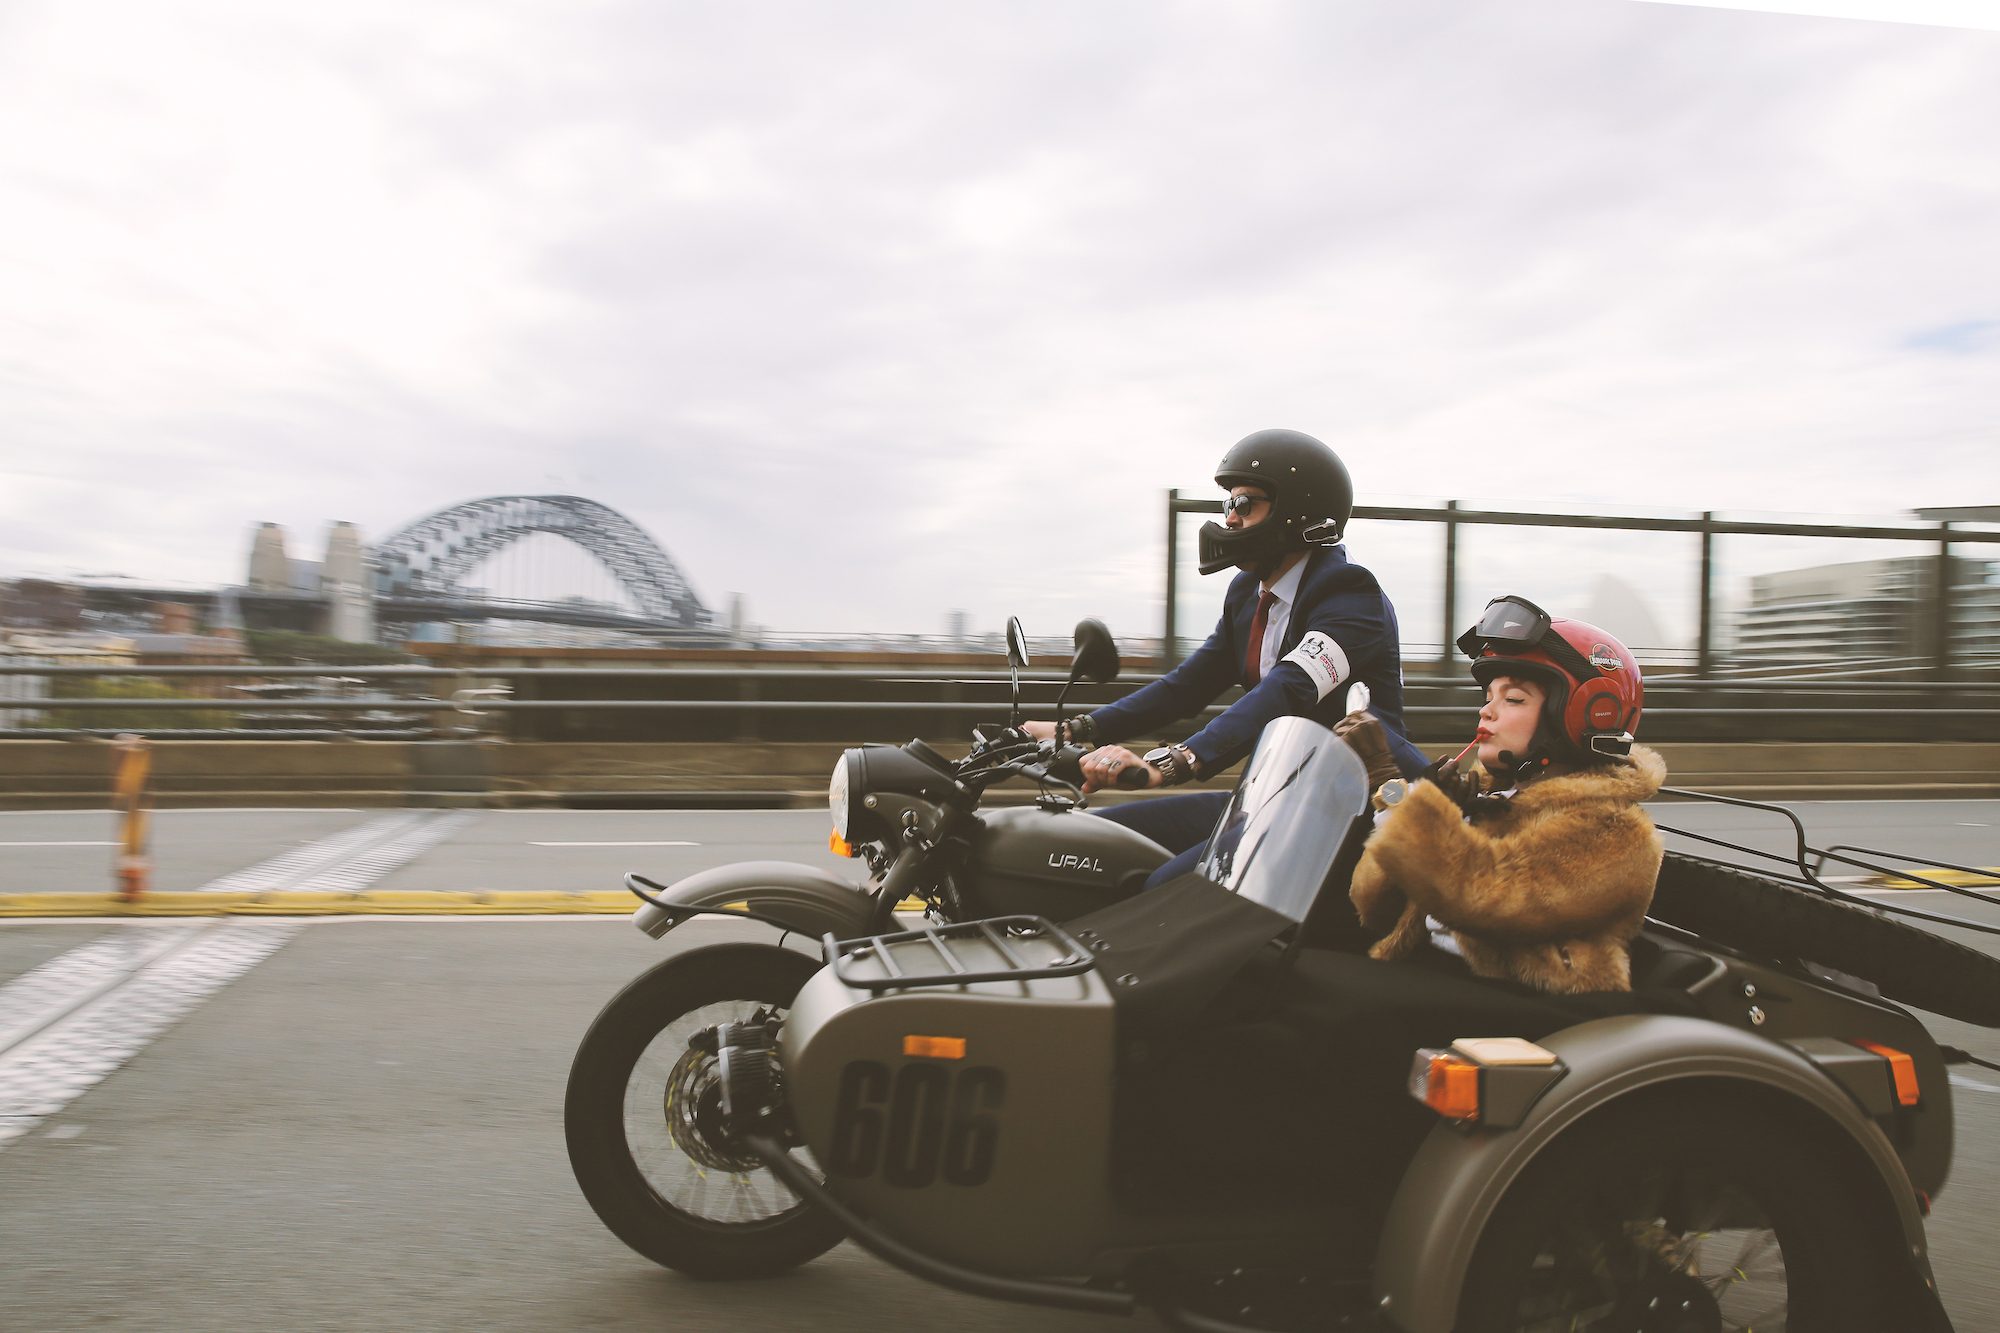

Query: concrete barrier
1;738;1995;809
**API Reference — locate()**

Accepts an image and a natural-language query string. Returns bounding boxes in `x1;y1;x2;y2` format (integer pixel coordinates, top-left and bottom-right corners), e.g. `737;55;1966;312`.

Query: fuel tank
780;924;1118;1274
952;806;1170;923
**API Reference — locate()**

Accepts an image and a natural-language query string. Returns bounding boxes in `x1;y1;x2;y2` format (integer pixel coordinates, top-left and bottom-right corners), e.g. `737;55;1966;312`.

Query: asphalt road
2;801;1997;1331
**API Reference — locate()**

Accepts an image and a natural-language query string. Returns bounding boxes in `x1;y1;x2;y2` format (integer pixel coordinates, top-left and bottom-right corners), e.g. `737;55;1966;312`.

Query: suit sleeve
1084;606;1242;745
1176;579;1387;773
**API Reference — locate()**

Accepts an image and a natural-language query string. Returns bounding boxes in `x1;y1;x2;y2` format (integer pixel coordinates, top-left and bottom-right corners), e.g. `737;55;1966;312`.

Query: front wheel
565;942;842;1278
1457;1094;1909;1332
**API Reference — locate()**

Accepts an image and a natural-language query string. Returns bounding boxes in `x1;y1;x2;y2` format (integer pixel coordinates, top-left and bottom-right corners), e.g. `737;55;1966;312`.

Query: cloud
0;0;1995;643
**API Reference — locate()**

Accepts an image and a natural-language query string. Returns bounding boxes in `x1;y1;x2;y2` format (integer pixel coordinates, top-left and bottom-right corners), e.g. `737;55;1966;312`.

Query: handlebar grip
1048;744;1087;785
1115;763;1150;790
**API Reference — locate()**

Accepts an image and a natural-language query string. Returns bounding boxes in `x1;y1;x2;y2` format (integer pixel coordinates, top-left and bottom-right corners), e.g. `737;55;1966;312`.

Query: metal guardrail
1;662;1995;745
1163;493;2000;675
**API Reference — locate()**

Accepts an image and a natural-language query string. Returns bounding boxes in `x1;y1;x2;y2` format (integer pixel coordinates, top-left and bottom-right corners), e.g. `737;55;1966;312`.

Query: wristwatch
1372;778;1410;812
1142;744;1198;787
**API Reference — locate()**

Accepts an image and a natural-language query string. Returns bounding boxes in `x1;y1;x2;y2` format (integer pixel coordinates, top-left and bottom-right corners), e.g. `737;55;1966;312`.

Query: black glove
1421;752;1488;817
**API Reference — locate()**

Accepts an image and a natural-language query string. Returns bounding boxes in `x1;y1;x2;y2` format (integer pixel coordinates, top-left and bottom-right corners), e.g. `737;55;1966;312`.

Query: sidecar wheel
565;942;842;1278
1456;1094;1902;1333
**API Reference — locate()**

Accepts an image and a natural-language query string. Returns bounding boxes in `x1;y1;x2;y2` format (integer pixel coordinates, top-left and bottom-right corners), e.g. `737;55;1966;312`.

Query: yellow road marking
0;890;644;917
1864;867;2000;889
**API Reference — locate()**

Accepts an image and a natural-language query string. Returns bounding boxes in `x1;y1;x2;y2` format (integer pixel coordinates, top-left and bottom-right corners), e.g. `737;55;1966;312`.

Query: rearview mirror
1005;616;1028;726
1005;617;1029;670
1070;619;1120;684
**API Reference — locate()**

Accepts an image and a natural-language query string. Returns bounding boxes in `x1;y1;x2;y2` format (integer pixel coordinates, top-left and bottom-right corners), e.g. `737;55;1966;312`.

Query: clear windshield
1196;715;1371;923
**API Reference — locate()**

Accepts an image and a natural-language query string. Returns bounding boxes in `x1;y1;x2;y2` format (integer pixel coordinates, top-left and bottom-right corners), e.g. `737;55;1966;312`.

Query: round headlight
828;753;850;839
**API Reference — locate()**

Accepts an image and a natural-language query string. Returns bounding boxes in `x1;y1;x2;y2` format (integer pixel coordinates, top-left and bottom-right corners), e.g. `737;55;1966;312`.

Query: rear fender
632;860;875;942
1371;1014;1938;1333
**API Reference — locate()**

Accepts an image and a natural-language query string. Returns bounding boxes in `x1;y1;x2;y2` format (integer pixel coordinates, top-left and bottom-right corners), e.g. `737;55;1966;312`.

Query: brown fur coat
1349;747;1667;993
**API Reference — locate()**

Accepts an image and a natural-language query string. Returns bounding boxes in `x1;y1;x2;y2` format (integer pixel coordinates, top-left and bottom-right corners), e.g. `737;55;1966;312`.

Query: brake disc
662;1044;763;1174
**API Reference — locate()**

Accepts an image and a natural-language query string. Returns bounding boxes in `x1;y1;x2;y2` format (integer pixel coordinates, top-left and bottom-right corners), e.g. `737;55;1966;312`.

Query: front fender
1371;1014;1937;1333
633;860;875;942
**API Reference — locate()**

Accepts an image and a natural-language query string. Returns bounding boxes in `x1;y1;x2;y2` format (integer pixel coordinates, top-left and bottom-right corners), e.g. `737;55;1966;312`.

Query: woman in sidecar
1351;596;1666;993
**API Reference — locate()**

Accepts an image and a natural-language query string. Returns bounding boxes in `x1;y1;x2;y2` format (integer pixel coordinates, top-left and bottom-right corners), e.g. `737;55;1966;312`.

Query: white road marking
0;919;300;1145
0;810;475;1148
197;812;465;894
527;840;699;846
0;842;116;846
1949;1074;2000;1094
0;925;204;1054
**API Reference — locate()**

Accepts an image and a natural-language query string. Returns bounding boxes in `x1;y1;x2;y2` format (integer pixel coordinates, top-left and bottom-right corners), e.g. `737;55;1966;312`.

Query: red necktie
1245;589;1276;687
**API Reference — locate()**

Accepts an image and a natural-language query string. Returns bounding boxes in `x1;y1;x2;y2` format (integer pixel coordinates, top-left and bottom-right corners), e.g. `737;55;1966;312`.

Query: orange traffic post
112;733;153;903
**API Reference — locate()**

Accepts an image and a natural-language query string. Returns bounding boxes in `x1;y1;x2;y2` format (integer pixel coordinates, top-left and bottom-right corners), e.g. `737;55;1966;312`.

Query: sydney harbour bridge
79;496;716;644
370;495;711;637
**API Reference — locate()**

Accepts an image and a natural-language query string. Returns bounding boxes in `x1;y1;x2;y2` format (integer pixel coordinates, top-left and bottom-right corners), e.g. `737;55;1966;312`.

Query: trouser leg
1094;791;1231;889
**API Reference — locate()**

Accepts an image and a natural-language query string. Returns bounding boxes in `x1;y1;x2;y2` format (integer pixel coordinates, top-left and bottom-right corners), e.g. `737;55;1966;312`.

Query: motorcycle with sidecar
566;634;2000;1332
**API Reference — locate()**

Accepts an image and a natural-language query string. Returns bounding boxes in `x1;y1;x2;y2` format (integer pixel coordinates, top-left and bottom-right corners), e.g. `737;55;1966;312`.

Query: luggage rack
825;915;1096;993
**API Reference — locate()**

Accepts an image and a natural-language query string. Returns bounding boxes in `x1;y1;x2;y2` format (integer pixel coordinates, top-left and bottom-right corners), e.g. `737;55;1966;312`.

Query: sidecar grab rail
824;915;1095;992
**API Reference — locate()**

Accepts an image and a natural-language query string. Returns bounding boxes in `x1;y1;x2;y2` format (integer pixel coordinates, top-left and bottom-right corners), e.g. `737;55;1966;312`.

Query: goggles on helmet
1457;594;1604;688
1456;595;1553;658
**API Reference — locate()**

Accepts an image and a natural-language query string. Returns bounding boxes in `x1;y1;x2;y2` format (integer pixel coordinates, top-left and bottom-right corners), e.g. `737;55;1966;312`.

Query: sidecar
573;715;1998;1332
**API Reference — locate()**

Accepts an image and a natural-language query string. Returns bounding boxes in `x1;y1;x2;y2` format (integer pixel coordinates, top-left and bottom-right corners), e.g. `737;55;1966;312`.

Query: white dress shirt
1253;556;1308;681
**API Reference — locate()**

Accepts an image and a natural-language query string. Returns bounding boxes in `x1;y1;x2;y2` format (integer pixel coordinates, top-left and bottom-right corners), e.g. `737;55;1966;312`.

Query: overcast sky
0;0;1995;644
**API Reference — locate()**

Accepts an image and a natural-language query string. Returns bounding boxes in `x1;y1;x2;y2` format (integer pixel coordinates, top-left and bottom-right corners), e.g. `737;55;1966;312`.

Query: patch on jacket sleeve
1282;630;1351;701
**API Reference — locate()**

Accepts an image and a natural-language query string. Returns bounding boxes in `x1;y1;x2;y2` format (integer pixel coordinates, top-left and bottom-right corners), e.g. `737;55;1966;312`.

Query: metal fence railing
1164;494;2000;677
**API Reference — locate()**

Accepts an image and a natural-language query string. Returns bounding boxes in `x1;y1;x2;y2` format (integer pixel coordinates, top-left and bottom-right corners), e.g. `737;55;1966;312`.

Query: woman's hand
1021;721;1058;741
1081;745;1157;794
1422;753;1485;816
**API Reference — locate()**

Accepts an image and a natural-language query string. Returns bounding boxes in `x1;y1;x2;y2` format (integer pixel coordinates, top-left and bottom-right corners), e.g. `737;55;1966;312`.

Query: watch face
1379;778;1409;806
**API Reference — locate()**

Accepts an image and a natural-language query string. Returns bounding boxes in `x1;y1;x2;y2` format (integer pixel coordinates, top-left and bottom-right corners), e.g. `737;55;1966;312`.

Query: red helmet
1457;594;1643;763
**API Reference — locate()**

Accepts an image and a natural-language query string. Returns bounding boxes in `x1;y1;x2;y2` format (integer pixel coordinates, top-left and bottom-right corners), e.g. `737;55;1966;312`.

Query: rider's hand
1081;745;1157;794
1020;721;1058;741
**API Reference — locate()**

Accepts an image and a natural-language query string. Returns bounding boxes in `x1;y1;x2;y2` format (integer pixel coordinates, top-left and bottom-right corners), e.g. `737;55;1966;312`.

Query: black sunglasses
1222;491;1270;518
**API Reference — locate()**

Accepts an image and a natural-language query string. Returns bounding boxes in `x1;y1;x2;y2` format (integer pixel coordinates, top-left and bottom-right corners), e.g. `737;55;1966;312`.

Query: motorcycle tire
1652;851;2000;1028
565;942;844;1278
1455;1088;1919;1333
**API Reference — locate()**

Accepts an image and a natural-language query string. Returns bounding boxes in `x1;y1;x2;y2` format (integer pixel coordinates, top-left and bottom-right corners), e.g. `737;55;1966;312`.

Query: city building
1730;555;2000;666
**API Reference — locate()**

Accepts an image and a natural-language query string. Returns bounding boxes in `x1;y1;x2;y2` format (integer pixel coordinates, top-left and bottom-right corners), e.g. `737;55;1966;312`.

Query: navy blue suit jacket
1091;546;1428;778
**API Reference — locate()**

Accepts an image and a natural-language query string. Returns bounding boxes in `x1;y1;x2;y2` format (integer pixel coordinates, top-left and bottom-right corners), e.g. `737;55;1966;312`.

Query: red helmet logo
1588;643;1622;671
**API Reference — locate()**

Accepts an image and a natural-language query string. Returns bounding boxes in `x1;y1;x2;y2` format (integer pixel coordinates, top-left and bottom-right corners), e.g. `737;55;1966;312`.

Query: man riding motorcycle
1026;428;1427;886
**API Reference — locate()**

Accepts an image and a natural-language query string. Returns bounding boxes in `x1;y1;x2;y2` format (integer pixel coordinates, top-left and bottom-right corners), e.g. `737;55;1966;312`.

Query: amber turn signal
1410;1048;1481;1121
1851;1040;1921;1106
829;829;856;857
904;1035;966;1060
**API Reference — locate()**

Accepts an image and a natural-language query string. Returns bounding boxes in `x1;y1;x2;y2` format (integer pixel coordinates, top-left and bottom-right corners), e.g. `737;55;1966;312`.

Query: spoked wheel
1458;1096;1904;1333
565;942;842;1277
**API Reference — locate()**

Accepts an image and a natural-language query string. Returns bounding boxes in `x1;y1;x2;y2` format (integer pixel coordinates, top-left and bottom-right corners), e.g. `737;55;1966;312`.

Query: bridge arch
374;496;710;628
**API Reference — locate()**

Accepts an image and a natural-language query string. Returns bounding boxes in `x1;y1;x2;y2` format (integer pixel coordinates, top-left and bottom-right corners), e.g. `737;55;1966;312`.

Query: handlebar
1046;744;1088;786
955;731;1159;797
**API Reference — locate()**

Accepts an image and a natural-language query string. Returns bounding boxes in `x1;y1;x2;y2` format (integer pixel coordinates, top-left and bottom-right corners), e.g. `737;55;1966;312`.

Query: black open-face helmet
1196;429;1355;577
